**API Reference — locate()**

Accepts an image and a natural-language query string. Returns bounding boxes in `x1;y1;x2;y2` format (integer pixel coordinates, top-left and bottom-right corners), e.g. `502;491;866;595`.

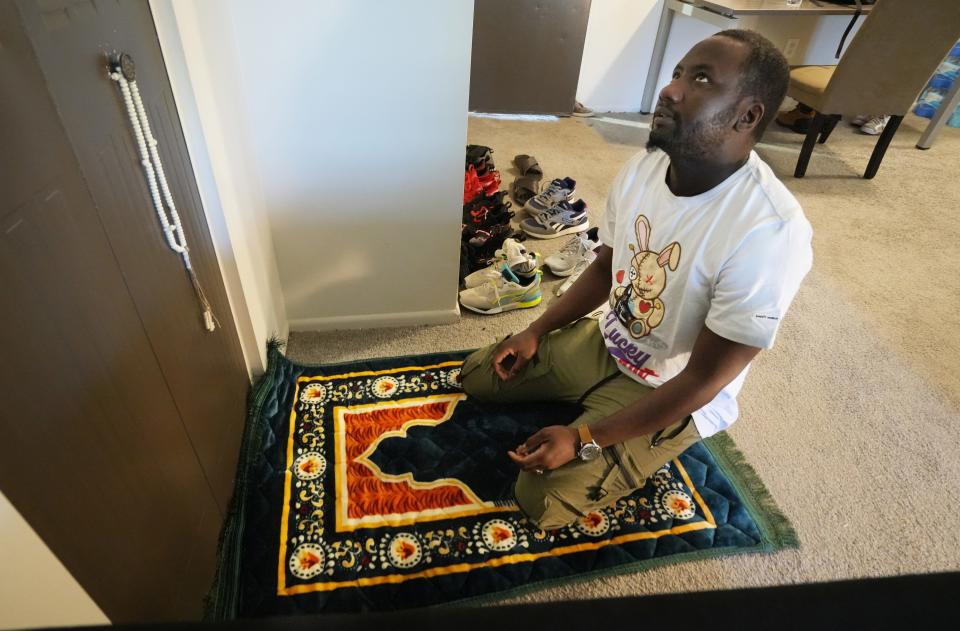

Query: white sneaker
859;115;890;135
544;227;601;277
850;114;869;126
555;254;596;296
458;267;542;315
463;238;541;289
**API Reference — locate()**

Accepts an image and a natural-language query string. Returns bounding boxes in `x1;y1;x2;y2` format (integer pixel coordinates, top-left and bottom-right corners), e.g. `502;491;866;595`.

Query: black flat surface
33;571;960;630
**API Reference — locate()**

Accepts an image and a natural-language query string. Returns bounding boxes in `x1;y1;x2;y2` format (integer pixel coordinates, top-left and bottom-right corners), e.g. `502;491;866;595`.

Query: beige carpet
287;112;960;601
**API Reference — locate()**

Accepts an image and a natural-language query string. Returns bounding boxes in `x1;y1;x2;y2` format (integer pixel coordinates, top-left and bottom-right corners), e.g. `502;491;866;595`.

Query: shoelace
536;204;584;228
558;234;584;256
535;203;572;223
533;181;569;204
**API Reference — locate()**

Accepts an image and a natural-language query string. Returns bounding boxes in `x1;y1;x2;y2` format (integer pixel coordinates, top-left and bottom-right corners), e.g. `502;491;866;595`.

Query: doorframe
150;0;289;378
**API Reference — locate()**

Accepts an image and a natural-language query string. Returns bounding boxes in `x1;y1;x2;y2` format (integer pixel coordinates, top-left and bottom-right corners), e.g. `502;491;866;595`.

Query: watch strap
577;425;594;446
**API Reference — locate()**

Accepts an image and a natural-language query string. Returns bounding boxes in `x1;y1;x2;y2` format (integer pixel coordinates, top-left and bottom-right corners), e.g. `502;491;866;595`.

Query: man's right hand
489;246;615;382
492;329;540;381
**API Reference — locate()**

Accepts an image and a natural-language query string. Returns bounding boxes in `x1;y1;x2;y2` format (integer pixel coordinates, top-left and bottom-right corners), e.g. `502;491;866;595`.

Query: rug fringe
452;434;799;610
204;340;287;620
703;432;800;549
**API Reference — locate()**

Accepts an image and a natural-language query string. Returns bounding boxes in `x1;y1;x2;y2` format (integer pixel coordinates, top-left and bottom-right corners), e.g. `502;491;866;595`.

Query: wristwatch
577;425;602;461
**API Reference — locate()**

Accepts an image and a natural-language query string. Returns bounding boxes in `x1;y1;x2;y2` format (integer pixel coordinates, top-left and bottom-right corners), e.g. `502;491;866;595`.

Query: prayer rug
207;344;797;617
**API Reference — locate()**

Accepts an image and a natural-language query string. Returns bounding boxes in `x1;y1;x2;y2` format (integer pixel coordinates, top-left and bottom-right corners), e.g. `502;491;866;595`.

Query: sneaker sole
545;263;579;277
460;294;542;315
521;221;590;240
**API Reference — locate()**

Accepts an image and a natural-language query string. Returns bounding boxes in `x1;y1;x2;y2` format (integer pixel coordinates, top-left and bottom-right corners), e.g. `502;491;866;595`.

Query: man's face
647;36;751;159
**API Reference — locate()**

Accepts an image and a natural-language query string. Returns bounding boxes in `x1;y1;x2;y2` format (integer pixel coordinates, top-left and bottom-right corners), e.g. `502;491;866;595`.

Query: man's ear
735;99;764;134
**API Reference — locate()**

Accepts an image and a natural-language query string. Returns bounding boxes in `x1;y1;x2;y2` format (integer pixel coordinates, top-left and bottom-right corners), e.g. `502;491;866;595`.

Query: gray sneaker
524;177;576;217
859;115;890;135
520;200;589;240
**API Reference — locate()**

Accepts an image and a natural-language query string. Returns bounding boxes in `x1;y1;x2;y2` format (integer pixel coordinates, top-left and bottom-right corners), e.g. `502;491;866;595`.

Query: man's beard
646;104;738;160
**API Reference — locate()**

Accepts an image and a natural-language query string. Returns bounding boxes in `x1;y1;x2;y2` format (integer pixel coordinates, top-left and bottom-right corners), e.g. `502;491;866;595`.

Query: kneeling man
461;30;812;529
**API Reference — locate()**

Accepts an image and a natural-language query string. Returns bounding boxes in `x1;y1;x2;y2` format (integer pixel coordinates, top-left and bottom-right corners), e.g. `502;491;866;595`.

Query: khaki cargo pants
460;318;701;530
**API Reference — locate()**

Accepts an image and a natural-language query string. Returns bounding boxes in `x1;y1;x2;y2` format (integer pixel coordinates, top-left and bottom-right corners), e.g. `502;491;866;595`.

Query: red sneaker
477;169;501;196
464;165;483;204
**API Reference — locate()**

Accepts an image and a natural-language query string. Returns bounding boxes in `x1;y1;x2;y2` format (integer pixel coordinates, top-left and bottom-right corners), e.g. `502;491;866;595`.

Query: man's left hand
507;426;579;472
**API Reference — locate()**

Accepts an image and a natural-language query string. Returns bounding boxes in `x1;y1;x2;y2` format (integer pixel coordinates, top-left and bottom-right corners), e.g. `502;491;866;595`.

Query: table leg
640;2;677;114
916;78;960;150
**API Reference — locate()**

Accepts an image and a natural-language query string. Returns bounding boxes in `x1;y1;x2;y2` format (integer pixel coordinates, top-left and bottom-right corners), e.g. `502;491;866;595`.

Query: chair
787;0;960;179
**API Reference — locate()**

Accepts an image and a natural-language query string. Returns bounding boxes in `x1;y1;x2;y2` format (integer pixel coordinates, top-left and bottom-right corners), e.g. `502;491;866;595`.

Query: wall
576;0;663;112
160;0;472;333
233;0;471;330
0;491;108;630
578;0;865;113
152;0;290;375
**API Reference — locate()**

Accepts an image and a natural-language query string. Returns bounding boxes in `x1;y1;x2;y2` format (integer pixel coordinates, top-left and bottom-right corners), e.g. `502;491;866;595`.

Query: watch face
579;443;602;461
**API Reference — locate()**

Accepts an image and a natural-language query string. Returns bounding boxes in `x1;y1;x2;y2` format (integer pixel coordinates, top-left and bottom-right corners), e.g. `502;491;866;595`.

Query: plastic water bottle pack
914;41;960;128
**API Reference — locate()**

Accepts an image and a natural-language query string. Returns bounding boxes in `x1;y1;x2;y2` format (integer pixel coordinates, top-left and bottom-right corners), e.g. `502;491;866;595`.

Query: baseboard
288;305;461;332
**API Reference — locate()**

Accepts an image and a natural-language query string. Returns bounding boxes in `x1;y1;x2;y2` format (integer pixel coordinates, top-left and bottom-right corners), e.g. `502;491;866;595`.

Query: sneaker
464;165;483;204
462;202;489;229
555;251;597;296
477;168;502;196
463;222;520;268
464;238;540;288
859;115;890;135
479;203;514;230
850;114;870;126
472;190;510;209
467;221;515;248
519;200;589;240
459;267;542;315
463;192;512;231
524;177;576;216
466;144;493;171
544;227;601;276
572;101;594;118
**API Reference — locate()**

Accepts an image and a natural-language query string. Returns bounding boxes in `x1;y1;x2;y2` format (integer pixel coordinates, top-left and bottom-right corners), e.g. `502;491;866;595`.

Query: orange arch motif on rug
333;394;511;531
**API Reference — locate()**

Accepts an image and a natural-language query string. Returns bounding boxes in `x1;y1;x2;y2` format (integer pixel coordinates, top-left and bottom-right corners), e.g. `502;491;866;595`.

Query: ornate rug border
204;342;799;619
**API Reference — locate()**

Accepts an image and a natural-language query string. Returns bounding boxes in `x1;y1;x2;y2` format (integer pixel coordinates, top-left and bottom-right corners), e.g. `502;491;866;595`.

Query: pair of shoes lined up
464;144;501;202
459;238;543;315
463;191;512;233
776;104;891;137
460;145;526;287
520;177;590;240
510;154;543;206
458;227;604;314
544;227;601;296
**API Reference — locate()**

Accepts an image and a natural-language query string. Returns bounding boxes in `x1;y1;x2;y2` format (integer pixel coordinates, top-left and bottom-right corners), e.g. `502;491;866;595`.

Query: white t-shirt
597;149;812;437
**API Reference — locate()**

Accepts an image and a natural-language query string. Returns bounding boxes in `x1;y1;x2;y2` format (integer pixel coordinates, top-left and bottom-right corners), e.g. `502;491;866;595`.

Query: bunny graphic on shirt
610;215;681;339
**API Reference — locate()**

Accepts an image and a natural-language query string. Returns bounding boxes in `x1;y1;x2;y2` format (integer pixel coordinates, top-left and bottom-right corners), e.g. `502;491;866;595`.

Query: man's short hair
715;29;790;138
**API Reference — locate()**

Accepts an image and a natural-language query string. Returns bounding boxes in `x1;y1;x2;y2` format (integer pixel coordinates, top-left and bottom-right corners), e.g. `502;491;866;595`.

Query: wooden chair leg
864;115;903;179
795;113;826;178
818;114;841;144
